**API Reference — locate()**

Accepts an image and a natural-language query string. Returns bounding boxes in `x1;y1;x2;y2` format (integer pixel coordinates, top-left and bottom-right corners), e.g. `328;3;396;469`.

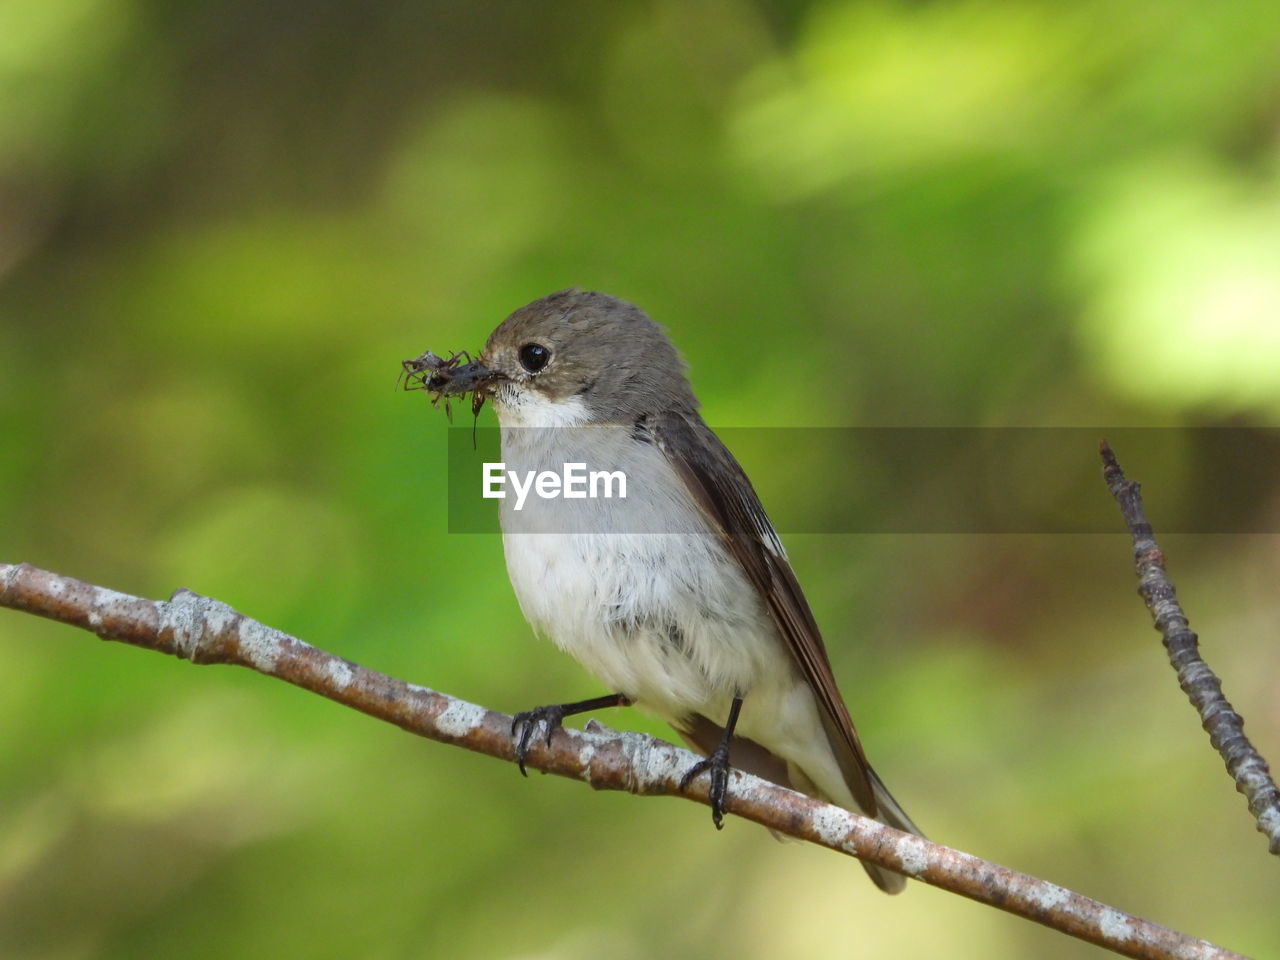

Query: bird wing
648;410;880;816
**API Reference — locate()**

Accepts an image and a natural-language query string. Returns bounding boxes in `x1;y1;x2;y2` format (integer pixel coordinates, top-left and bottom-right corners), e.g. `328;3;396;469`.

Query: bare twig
0;561;1249;960
1100;441;1280;856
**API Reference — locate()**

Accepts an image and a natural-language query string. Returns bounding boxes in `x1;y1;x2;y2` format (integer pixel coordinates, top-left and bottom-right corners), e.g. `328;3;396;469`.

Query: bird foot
679;742;733;829
510;704;569;776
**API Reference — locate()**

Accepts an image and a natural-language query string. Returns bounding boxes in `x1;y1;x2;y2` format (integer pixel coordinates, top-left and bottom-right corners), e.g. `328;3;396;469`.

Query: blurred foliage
2;1;1280;958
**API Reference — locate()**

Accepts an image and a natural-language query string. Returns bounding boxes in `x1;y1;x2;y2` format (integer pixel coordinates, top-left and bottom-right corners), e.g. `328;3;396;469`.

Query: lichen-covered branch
1100;441;1280;856
0;561;1248;960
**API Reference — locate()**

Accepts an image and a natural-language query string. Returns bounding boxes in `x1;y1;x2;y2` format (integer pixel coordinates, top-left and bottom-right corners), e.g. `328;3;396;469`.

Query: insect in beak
401;349;500;426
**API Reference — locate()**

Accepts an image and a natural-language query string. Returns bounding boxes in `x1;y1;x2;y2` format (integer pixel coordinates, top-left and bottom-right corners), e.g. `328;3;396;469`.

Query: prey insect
400;349;487;422
401;348;489;447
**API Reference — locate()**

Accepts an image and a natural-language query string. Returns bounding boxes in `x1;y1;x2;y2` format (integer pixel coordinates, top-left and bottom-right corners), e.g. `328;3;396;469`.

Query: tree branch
1100;441;1280;856
0;561;1248;960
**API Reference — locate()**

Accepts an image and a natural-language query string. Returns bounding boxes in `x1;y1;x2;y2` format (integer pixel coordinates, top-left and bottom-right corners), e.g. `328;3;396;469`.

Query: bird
417;288;922;892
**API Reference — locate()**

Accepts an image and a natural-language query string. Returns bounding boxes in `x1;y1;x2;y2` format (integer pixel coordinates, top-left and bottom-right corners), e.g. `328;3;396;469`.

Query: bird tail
857;765;923;894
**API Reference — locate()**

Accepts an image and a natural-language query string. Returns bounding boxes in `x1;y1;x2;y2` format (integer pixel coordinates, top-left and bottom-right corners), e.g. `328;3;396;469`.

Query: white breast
496;418;770;715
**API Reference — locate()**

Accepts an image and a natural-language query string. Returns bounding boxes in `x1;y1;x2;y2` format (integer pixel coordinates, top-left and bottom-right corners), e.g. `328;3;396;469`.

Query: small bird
419;289;922;892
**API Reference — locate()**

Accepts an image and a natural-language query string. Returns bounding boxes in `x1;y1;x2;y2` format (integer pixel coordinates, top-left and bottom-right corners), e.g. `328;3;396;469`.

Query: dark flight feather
651;409;921;893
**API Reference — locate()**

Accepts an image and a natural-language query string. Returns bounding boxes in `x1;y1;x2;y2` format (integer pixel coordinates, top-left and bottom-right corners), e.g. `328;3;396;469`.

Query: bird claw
510;704;567;776
679;743;732;829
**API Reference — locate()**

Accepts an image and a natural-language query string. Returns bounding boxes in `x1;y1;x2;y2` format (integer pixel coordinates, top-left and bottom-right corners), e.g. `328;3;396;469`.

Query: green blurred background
2;1;1279;957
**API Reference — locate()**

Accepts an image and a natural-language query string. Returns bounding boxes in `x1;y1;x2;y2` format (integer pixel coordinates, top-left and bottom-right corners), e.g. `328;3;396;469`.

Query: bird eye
519;343;550;373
